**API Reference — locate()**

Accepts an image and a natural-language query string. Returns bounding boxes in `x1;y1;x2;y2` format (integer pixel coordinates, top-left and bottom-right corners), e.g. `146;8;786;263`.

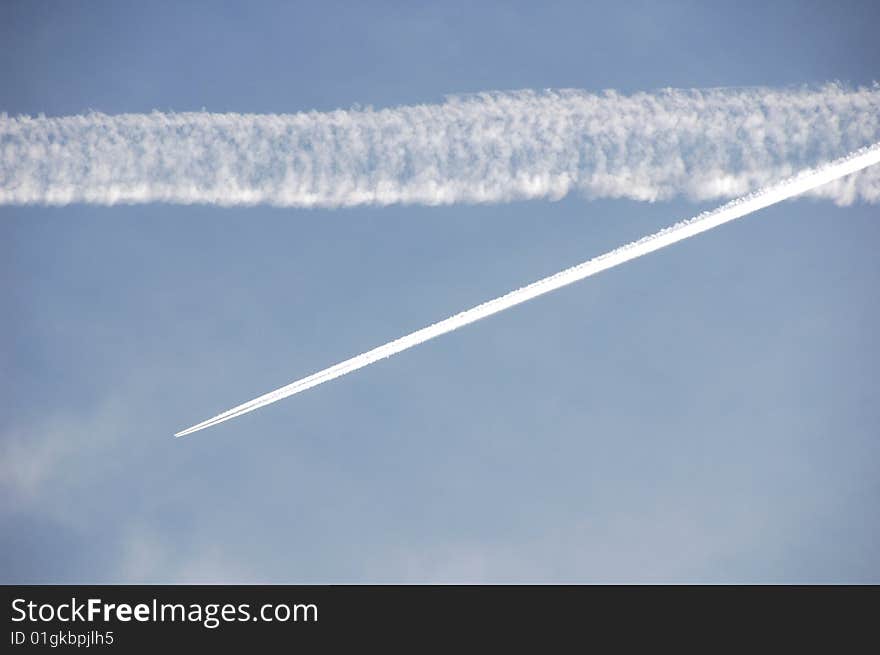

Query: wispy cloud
2;84;879;207
175;142;880;436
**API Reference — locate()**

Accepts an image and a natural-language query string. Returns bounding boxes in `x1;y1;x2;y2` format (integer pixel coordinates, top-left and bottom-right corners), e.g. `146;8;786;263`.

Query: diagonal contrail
175;142;880;437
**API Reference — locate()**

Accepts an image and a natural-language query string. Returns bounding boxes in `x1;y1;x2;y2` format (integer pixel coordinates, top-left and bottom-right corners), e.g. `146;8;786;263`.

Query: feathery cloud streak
3;85;880;208
174;142;880;436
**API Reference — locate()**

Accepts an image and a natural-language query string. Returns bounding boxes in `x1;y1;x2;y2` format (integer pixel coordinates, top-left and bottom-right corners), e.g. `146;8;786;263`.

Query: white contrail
175;142;880;437
3;84;880;208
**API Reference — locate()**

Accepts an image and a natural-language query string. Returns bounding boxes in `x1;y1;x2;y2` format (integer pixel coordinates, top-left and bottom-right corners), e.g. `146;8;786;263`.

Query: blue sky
2;0;879;582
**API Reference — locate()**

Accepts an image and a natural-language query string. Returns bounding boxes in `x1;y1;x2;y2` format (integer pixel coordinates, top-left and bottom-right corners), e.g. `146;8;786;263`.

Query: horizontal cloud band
2;84;880;207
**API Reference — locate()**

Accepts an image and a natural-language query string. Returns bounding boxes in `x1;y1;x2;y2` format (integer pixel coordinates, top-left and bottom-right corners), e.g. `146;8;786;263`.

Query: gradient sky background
2;0;879;582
